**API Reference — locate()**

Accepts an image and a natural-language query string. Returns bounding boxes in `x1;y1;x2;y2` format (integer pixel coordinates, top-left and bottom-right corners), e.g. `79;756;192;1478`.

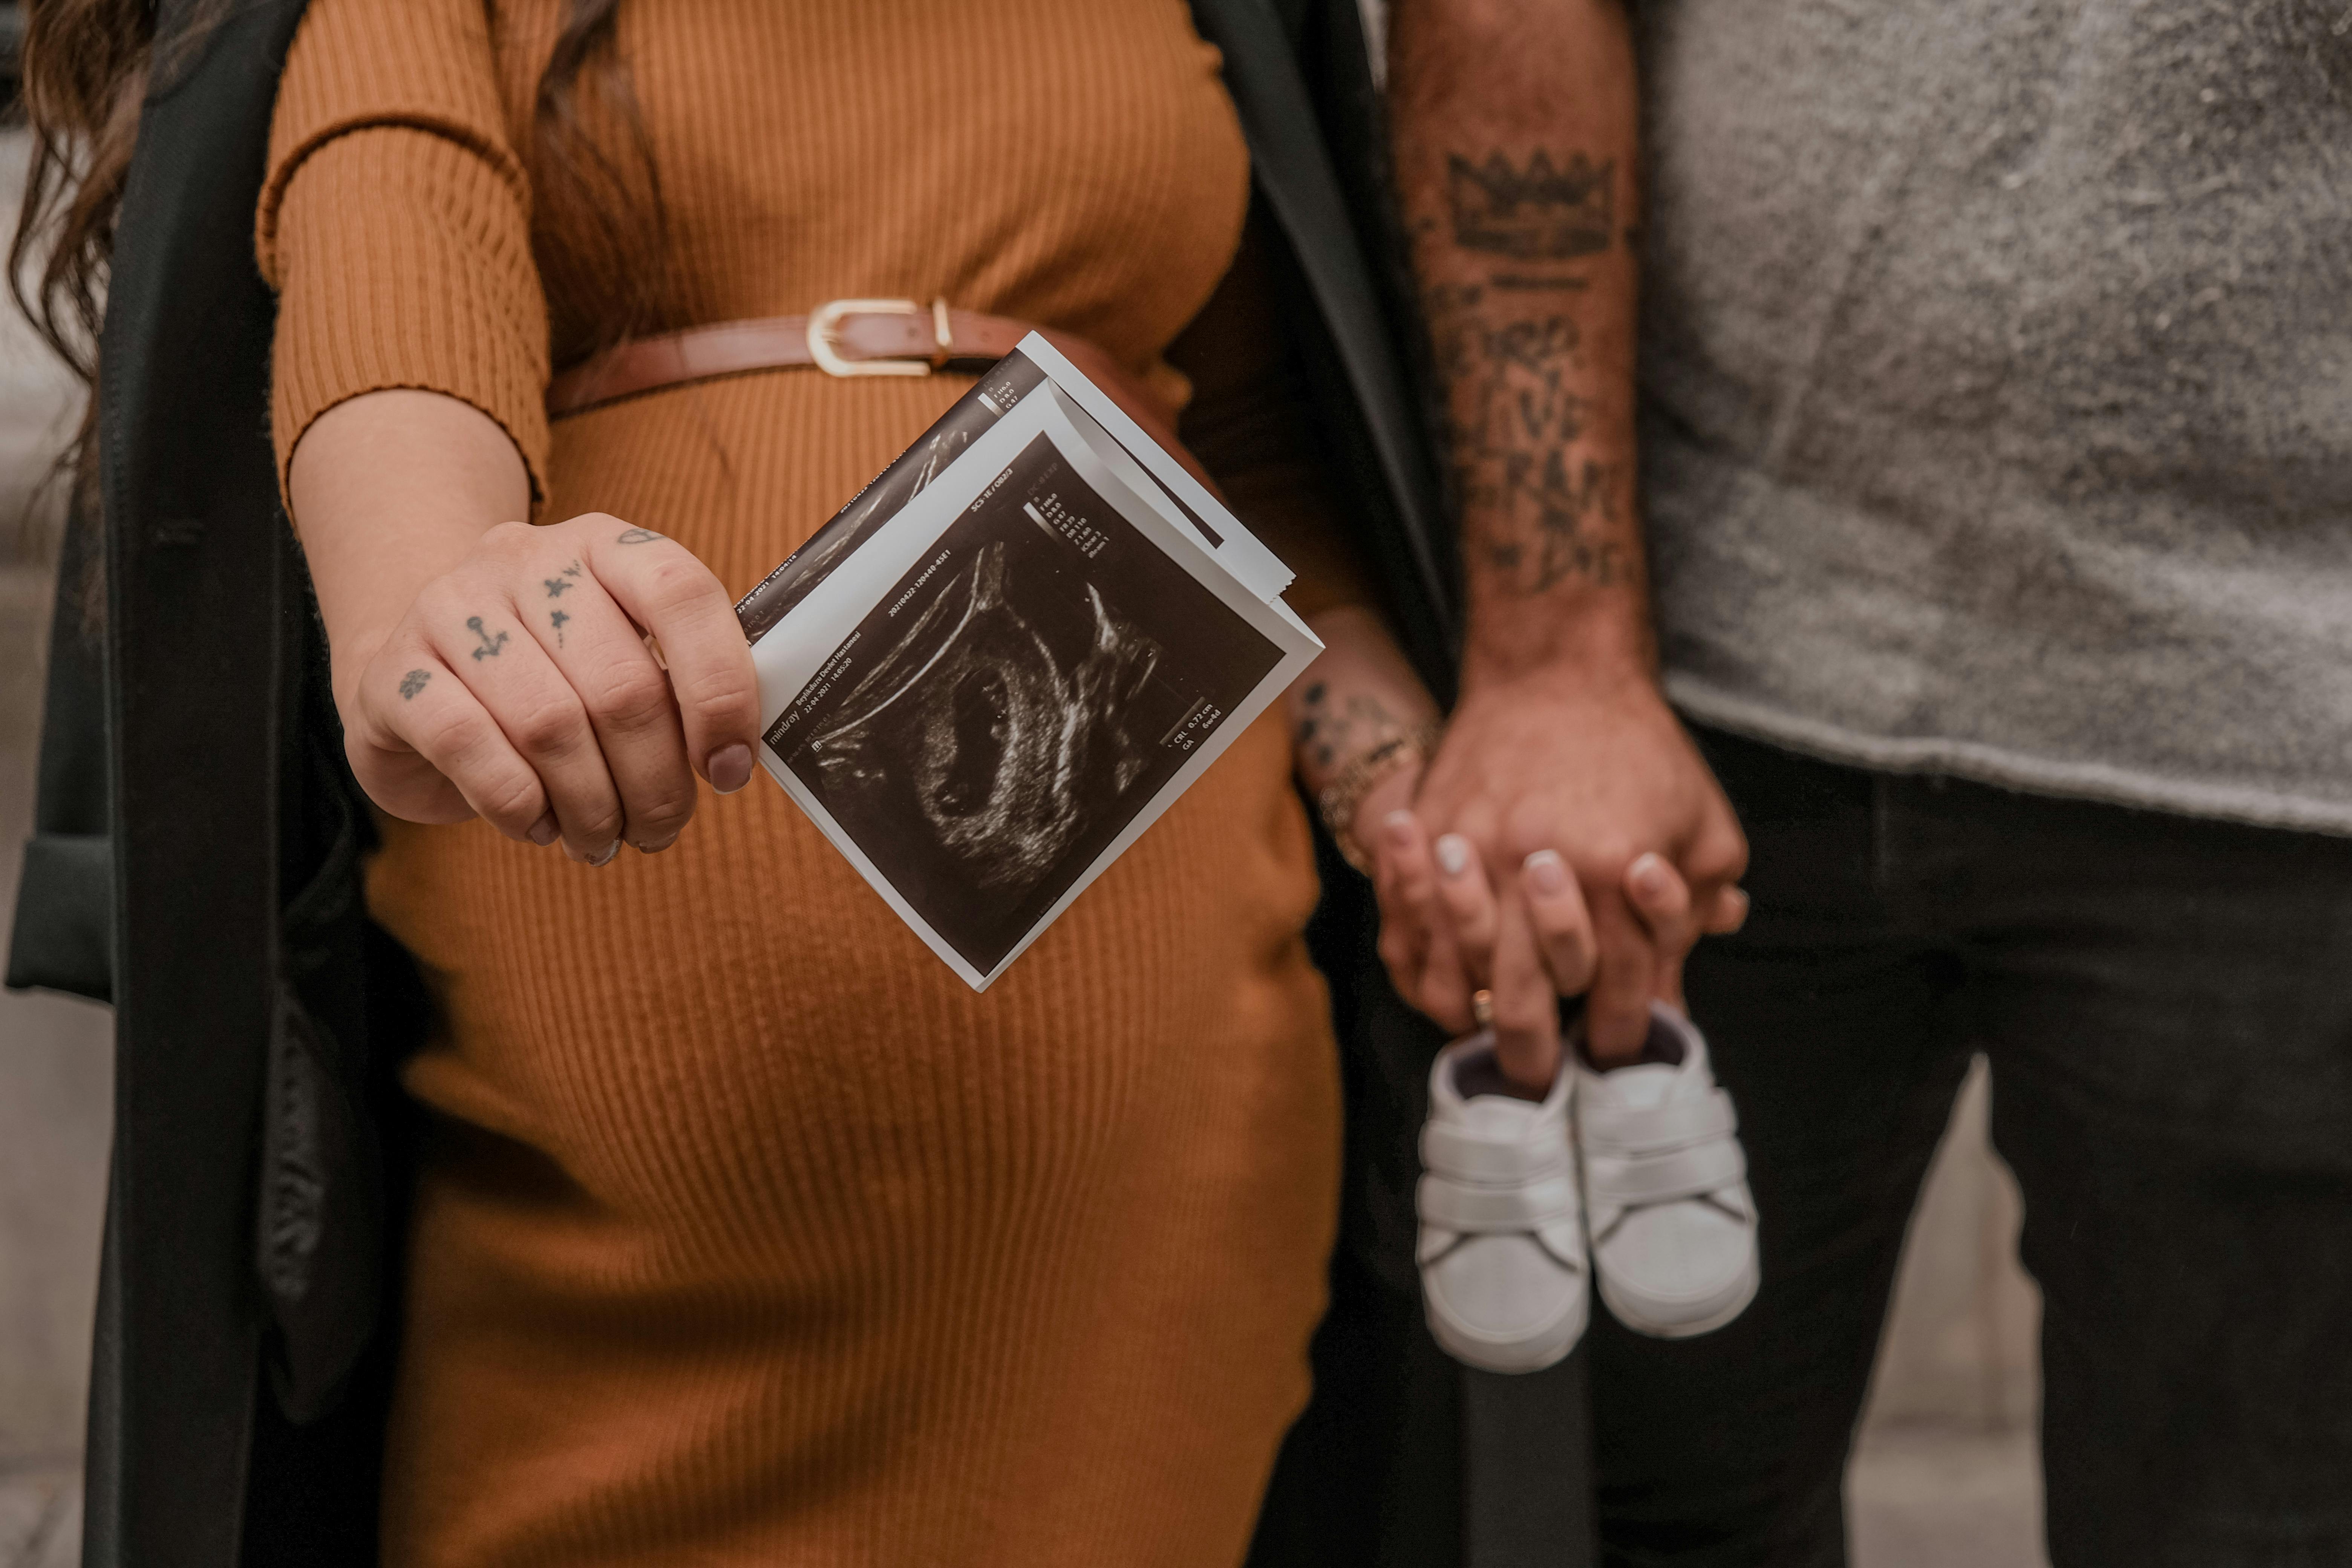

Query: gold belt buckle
806;297;936;378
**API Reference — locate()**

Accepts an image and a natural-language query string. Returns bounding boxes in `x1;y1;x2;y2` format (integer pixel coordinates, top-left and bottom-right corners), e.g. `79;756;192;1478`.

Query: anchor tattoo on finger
466;617;510;660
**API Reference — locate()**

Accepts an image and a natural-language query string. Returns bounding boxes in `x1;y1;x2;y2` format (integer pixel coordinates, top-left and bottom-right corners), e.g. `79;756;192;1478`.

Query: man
1382;0;1746;1088
1388;0;2352;1563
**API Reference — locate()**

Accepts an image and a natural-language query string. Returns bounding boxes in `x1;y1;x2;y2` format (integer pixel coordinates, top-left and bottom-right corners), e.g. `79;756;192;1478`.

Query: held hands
338;513;762;863
1366;665;1748;1090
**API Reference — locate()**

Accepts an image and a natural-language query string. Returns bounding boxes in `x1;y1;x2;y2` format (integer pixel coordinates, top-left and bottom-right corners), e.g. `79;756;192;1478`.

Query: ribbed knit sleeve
257;0;549;501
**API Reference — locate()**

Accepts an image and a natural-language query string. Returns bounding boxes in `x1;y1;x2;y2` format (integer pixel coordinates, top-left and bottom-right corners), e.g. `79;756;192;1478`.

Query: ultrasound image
769;433;1282;972
804;541;1162;900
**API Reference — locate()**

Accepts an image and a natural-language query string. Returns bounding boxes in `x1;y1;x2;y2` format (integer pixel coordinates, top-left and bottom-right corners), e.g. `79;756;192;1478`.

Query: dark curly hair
10;0;664;609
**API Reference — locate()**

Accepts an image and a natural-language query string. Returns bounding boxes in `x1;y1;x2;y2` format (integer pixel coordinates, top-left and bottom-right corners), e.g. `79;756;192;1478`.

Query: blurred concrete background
0;118;2045;1566
1;108;106;1568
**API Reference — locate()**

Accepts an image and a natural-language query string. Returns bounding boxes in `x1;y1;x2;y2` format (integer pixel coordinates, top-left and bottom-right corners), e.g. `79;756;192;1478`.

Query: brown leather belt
546;297;1044;417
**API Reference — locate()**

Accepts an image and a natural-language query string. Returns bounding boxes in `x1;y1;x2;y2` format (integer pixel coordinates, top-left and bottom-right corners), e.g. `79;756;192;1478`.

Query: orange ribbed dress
258;3;1350;1564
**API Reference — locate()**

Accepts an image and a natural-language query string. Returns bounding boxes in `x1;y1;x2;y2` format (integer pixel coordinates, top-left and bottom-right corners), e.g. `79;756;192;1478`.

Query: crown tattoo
1447;152;1616;261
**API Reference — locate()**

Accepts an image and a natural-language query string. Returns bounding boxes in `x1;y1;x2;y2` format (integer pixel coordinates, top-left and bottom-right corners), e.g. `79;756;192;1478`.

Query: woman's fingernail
707;743;754;795
1524;849;1569;895
1384;810;1416;847
1629;851;1670;897
527;811;560;847
636;833;678;856
589;838;622;867
1435;834;1472;877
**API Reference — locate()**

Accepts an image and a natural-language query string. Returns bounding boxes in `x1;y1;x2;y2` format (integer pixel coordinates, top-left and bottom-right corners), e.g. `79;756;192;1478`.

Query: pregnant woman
251;0;1438;1562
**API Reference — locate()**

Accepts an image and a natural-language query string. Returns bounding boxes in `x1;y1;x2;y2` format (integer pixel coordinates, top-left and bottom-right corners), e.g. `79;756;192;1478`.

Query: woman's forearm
286;385;758;858
1290;605;1444;859
288;388;532;710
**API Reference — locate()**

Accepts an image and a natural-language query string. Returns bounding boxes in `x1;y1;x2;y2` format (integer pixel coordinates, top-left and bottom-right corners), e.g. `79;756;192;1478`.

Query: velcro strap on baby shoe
1591;1138;1747;1206
1420;1120;1572;1184
1416;1170;1582;1234
1580;1090;1737;1157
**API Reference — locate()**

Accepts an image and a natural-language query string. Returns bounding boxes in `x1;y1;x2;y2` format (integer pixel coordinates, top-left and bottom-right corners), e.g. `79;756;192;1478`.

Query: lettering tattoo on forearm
1422;146;1635;599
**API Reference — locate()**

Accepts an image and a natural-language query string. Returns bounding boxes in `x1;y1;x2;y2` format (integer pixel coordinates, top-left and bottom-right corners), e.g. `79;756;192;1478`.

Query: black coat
5;1;1588;1562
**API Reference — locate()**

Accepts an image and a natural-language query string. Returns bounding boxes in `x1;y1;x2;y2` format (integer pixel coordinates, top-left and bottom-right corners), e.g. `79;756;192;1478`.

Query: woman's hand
1373;816;1723;1090
339;512;761;863
1410;668;1750;1062
1375;816;1589;1086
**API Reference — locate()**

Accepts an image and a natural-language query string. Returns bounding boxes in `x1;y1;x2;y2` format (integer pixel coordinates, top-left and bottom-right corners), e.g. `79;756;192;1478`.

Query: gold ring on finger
1471;988;1495;1031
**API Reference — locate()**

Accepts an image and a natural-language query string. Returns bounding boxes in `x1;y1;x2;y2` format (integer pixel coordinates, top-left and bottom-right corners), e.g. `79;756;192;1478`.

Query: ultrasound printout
763;432;1285;973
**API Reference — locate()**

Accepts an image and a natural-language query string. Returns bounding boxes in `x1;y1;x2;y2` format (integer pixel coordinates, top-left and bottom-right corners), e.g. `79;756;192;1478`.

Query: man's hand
1386;0;1749;1074
1414;661;1746;1072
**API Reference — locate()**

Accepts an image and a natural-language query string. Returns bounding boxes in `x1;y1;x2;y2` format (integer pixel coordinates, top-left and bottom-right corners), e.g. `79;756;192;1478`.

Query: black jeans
1594;727;2352;1568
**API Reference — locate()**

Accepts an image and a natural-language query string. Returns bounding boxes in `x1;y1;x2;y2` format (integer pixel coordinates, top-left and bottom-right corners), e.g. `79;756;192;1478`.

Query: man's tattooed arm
1391;0;1653;679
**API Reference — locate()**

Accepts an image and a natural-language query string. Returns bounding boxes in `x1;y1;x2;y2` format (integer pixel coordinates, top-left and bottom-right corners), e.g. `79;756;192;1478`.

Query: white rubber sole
1427;1286;1591;1374
1596;1250;1759;1340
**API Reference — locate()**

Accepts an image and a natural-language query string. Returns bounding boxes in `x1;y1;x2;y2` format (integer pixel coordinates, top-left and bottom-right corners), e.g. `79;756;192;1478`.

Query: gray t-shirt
1637;0;2352;833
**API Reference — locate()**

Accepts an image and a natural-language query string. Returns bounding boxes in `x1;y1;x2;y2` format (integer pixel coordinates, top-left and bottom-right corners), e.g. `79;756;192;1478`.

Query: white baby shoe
1416;1032;1589;1373
1573;1001;1759;1338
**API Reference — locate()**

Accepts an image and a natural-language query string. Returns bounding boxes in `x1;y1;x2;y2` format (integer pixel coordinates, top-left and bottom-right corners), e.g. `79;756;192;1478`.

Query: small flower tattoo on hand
398;669;431;700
